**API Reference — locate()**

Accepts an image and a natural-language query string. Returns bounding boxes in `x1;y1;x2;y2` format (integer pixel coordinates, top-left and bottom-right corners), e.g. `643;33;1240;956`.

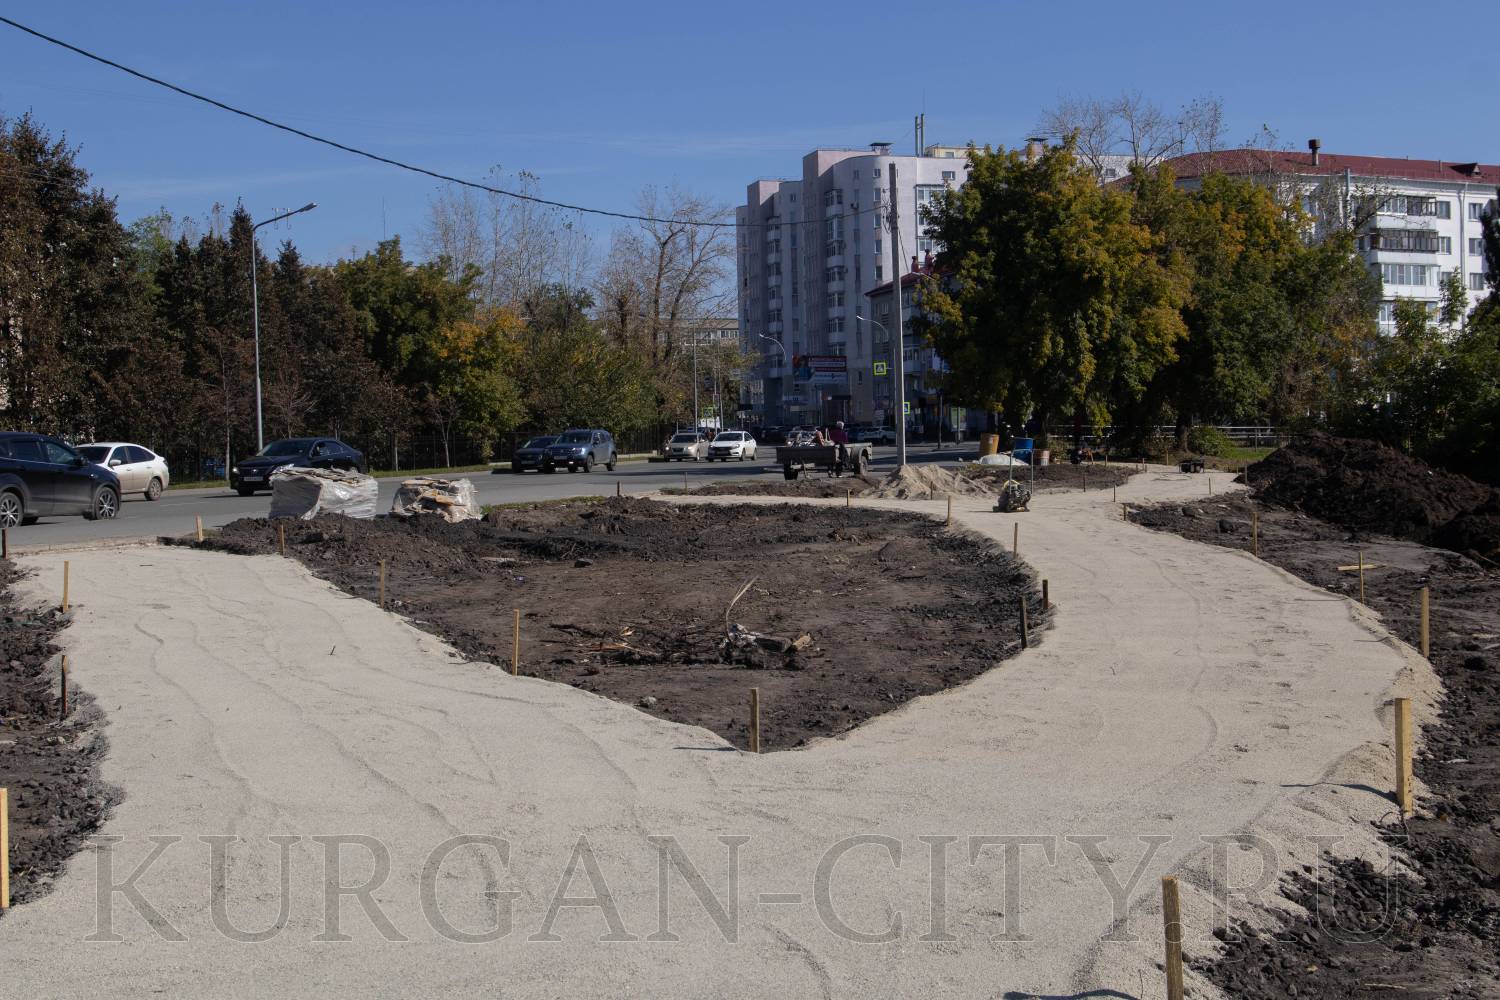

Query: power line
0;14;888;234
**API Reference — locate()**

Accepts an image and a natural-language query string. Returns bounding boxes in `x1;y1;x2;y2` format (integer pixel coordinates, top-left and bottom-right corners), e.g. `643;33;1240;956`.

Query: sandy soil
0;467;1430;998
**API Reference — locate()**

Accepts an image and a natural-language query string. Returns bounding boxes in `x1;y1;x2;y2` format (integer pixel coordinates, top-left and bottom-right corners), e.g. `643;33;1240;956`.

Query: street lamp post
250;202;317;453
755;332;789;426
856;314;893;435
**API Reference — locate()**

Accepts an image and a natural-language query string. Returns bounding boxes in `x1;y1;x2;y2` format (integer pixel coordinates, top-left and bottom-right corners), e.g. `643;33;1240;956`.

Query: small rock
573;558;594;568
638;696;658;709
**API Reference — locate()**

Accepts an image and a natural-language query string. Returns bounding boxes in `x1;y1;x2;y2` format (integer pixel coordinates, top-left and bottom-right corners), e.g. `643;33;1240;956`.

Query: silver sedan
78;442;171;500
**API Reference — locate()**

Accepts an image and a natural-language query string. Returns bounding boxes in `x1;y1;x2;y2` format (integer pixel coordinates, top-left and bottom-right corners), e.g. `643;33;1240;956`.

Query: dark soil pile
1133;496;1500;997
1247;433;1500;558
667;474;882;499
963;461;1134;492
183;498;1046;751
0;563;115;913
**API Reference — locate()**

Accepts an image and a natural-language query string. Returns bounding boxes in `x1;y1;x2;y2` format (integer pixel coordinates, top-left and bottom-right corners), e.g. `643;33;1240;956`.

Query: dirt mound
671;474;881;499
0;563;117;913
1249;433;1500;557
177;498;1047;751
866;464;995;500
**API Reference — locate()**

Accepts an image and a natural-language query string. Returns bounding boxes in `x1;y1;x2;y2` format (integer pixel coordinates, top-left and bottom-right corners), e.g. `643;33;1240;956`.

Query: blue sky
2;1;1493;264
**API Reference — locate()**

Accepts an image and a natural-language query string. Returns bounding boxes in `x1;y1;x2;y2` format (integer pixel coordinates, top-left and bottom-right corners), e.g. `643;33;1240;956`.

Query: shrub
1187;425;1235;456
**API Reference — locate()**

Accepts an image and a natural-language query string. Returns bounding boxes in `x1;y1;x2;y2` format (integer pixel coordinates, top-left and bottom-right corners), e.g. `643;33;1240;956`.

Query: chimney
1025;136;1046;162
1308;138;1321;166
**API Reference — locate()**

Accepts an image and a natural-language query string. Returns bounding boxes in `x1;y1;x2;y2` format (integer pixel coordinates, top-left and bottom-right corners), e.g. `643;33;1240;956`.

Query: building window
823;188;844;207
1377;302;1395;324
941;170;956;182
1472;238;1487;256
1439;236;1451;254
853;169;860;179
1378;262;1433;286
1381;195;1442;217
1469;200;1496;221
873;166;882;177
1367;229;1442;253
917;237;934;255
1472;272;1490;291
874;239;882;256
873;214;882;230
875;264;883;281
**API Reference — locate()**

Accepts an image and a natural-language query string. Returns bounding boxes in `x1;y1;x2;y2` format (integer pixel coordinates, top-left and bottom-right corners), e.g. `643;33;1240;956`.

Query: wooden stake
616;481;622;498
1394;697;1414;816
1019;595;1029;649
195;515;204;543
1082;467;1088;492
1419;586;1429;659
1161;875;1184;1000
1358;551;1366;603
749;687;761;754
0;786;8;910
846;489;851;509
945;494;952;525
1112;485;1117;503
378;560;387;609
683;472;689;491
2;527;7;560
1207;475;1213;495
1121;503;1128;522
1251;510;1259;558
1012;522;1018;555
61;560;70;612
1041;579;1050;611
278;523;287;556
511;608;521;676
59;654;68;720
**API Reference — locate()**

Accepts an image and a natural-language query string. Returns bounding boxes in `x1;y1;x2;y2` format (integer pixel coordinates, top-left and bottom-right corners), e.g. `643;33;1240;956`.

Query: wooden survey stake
1042;579;1050;611
195;515;204;543
378;560;387;609
511;609;521;675
61;560;70;612
1251;510;1259;558
1394;697;1414;815
59;655;68;720
278;523;287;556
1161;875;1184;1000
1012;522;1018;554
1;786;9;910
749;687;761;754
1019;595;1029;649
1419;586;1430;658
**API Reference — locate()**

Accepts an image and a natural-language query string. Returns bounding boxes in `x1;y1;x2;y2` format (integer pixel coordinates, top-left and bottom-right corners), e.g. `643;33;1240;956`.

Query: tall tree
918;142;1189;441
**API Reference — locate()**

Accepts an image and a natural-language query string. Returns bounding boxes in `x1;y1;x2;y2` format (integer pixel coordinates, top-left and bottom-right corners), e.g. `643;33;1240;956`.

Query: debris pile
390;477;480;522
866;464;995;500
1248;433;1500;558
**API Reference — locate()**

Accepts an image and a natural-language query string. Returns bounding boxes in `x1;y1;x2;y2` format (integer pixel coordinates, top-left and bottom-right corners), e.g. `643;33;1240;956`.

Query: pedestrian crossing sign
873;361;888;376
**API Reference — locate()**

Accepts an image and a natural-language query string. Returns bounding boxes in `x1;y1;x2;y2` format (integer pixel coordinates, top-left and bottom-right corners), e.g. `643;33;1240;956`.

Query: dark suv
543;429;617;473
230;437;368;495
0;432;122;526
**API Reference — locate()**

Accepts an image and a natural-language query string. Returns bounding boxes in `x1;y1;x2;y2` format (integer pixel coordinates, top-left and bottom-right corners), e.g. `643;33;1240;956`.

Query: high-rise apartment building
737;142;969;426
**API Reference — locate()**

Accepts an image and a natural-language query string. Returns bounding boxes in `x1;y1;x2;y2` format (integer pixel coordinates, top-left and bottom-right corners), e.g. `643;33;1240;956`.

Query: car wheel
606;454;617;471
87;485;120;521
581;456;593;473
145;477;164;501
0;490;22;528
236;486;257;497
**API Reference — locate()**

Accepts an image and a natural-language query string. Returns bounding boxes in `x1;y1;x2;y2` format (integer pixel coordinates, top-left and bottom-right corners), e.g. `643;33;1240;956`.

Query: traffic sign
873;361;888;376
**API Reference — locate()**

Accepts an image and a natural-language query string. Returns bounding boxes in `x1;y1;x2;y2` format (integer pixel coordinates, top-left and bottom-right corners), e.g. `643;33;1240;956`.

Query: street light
755;332;789;426
250;202;317;452
856;314;893;434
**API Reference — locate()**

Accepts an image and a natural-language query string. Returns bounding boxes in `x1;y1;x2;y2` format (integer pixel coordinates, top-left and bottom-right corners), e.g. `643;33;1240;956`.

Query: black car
230;437;368;496
510;435;557;473
0;432;122;526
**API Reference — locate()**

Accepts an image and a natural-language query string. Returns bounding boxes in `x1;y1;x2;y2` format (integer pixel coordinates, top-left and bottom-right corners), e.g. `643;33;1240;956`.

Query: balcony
767;273;782;287
827;329;848;347
767;320;783;334
825;279;844;294
825;304;846;321
825;202;842;218
765;251;780;266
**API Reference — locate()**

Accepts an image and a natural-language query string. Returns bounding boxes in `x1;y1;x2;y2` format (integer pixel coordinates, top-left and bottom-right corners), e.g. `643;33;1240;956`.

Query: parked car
543;429;616;473
760;426;789;445
0;432;122;526
864;426;897;445
78;442;170;500
230;437;368;495
707;431;758;462
510;435;557;473
664;432;707;461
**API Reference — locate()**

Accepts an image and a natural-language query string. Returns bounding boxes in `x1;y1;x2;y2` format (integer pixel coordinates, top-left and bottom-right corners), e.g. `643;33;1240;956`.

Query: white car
707;431;758;462
664;432;707;461
77;442;171;501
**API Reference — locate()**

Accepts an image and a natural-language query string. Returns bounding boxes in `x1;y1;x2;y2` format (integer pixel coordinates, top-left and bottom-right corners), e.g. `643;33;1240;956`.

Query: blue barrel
1011;436;1034;462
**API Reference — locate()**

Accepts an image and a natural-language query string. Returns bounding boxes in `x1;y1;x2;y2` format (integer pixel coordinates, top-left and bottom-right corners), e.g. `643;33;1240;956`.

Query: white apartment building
1161;143;1496;331
737;141;969;425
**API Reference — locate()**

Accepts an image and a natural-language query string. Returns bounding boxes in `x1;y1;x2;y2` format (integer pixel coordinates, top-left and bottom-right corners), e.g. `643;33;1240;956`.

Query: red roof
1161;149;1500;186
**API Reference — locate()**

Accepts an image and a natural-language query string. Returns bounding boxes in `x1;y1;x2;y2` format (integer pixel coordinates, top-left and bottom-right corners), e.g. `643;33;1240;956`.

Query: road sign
903;401;911;414
873;361;888;376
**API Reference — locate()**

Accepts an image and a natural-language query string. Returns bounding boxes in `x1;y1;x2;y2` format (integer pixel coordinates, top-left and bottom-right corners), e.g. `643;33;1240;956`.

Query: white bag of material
389;477;480;523
977;452;1029;467
268;467;379;520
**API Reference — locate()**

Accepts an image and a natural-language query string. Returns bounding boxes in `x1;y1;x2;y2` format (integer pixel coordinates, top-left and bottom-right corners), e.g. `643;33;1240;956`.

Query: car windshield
259;439;314;457
670;434;698;444
557;431;591;444
523;437;555;448
716;432;743;441
78;446;111;462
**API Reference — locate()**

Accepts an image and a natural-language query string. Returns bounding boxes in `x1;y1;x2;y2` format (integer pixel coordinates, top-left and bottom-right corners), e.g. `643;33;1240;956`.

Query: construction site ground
0;467;1431;999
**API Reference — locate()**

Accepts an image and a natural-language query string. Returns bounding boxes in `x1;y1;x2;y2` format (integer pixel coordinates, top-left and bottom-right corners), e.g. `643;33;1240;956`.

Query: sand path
1;468;1427;998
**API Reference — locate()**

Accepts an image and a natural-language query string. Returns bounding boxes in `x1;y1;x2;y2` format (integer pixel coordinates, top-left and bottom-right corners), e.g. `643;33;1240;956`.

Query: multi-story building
737;142;969;426
1160;143;1497;331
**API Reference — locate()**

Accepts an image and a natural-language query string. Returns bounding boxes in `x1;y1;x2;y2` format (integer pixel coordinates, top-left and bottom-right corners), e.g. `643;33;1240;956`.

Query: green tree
918;143;1188;443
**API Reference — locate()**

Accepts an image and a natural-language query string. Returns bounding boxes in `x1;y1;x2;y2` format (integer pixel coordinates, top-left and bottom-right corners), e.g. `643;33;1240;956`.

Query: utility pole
691;329;699;432
249;202;316;453
888;165;908;468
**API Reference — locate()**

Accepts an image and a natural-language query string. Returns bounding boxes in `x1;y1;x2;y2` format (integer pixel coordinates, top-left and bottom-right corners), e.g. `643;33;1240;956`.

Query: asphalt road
10;443;975;550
